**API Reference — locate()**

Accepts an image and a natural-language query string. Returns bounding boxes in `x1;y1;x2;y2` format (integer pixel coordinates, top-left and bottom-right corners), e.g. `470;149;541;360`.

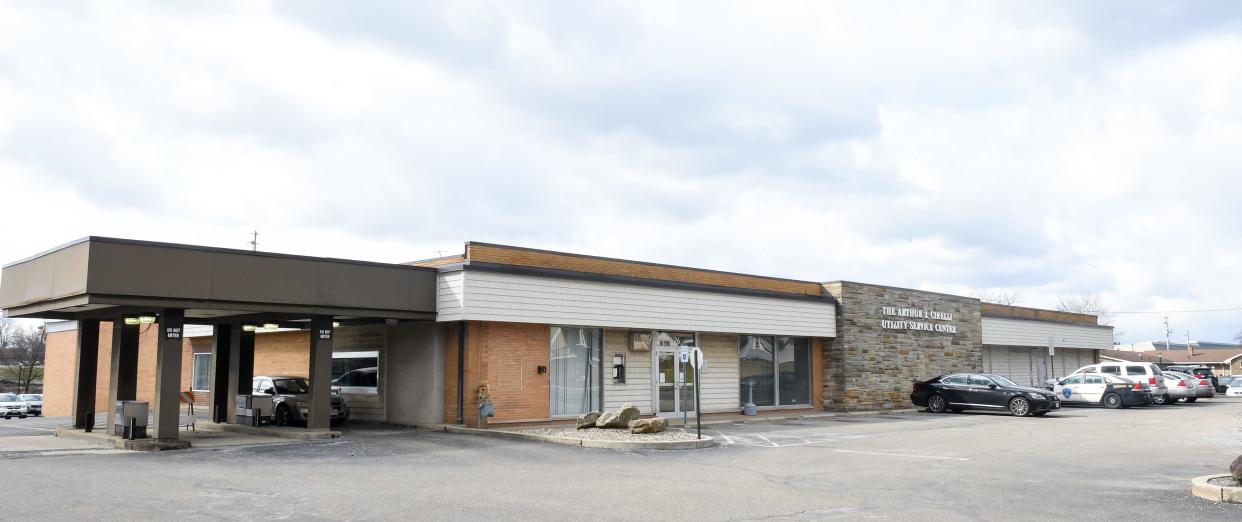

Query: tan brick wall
444;321;551;427
42;329;76;417
466;243;822;296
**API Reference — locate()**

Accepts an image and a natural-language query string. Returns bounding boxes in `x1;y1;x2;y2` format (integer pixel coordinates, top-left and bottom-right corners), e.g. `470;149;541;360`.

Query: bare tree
0;320;45;394
1056;293;1123;341
968;288;1022;306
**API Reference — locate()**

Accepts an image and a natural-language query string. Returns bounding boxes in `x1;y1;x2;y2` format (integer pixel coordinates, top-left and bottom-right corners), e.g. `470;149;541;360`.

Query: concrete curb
1191;474;1242;503
211;422;341;440
698;408;921;426
53;428;191;451
433;424;716;450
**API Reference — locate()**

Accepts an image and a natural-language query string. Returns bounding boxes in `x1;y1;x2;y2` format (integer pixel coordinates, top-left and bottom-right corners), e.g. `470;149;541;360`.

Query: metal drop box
113;401;149;438
235;394;273;426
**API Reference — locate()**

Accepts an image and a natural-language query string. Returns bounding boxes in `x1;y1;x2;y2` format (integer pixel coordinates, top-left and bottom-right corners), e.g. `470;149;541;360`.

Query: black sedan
911;373;1061;417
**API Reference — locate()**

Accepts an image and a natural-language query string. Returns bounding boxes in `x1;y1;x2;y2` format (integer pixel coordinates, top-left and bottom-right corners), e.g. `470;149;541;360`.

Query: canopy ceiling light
138;315;157;324
332;321;341;328
263;323;279;330
242;324;257;332
123;317;140;325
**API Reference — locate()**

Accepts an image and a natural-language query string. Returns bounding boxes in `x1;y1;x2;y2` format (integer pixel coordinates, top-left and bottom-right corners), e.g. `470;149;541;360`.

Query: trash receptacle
113;401;149;439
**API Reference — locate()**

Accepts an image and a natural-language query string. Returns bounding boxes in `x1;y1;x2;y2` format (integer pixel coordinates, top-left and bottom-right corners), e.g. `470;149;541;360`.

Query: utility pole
1186;330;1193;357
1163;316;1172;353
249;230;259;252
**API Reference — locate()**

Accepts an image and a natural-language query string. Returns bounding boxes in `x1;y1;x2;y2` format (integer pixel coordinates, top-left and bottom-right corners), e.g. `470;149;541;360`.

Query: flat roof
1;237;437;322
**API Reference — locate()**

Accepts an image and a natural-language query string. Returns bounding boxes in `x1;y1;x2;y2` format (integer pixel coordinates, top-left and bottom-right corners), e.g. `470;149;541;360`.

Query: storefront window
739;335;811;407
332;351;379;395
739;336;775;406
776;337;811;405
550;327;602;416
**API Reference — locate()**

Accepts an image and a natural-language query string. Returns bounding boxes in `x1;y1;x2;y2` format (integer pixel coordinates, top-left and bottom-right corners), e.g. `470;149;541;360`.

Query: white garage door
984;346;1036;386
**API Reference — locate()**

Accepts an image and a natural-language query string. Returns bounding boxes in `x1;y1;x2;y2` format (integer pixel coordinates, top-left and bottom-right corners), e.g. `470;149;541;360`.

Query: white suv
1073;362;1170;404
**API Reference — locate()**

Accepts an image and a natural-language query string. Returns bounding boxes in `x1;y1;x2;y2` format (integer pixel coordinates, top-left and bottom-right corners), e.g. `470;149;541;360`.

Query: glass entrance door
654;348;696;418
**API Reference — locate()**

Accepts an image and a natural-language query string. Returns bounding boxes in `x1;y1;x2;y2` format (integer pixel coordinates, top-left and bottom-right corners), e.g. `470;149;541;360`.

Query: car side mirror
264;388;276;395
988;384;997;389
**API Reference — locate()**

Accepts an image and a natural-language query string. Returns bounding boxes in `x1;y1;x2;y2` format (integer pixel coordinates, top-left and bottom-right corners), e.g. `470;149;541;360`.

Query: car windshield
0;394;17;402
18;394;40;400
272;378;310;394
1231;380;1242;388
987;375;1018;387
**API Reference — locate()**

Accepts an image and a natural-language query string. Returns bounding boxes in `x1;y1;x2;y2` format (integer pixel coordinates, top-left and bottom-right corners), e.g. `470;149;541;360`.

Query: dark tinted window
1125;366;1147;375
1100;366;1121;375
941;375;968;385
968;375;994;386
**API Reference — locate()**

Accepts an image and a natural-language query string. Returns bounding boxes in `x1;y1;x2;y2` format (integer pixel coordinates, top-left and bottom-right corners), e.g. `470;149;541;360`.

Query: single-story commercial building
1;237;1112;444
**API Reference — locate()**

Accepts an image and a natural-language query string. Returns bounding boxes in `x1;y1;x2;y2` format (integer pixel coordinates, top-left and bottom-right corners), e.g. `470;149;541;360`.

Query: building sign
880;306;957;334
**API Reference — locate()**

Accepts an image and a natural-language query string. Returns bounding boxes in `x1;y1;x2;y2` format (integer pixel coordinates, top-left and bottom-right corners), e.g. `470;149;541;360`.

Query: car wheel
275;405;292;427
1102;393;1122;409
927;394;948;413
1185;397;1198;403
1152;394;1169;405
1008;397;1031;417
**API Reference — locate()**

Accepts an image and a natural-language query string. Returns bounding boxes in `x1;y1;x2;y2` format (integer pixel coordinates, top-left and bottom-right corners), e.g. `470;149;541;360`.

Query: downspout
456;321;465;425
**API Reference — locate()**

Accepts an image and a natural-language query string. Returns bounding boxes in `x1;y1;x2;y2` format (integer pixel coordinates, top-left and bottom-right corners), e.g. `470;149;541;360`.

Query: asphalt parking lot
3;400;1242;520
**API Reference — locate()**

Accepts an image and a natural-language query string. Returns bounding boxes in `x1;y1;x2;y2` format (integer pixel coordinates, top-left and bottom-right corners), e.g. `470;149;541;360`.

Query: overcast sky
2;1;1241;343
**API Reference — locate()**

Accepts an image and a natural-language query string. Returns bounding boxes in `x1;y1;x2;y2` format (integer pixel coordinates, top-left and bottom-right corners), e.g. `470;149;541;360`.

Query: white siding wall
602;329;653;414
982;317;1113;349
436;271;465;322
698;333;741;413
436;270;836;337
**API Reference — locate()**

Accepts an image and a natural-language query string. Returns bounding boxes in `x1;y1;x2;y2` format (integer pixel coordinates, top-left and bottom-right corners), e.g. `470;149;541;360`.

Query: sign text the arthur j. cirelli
880;306;957;334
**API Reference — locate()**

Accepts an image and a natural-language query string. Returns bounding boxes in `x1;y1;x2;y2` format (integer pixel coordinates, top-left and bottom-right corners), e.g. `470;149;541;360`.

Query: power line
1101;306;1242;315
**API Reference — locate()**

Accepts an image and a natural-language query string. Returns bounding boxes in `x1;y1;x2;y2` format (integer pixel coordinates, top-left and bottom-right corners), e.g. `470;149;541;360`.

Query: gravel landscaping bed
517;427;701;442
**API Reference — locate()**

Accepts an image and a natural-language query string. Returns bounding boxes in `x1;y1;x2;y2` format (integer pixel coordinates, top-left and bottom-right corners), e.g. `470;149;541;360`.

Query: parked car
1165;365;1217;391
911;373;1061;417
0;393;29;419
1227;379;1242;398
1218;375;1238;394
1164;371;1214;402
1053;374;1150;408
1157;371;1199;403
252;375;350;426
17;394;42;416
332;367;378;395
1073;362;1171;405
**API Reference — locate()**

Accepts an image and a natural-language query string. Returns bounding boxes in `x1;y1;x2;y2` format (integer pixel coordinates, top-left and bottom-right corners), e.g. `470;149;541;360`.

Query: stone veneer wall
823;282;982;411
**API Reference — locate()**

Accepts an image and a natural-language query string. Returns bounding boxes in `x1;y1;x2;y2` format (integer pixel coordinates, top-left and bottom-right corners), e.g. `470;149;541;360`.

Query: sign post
680;347;689;427
691;347;704;439
1047;336;1056;382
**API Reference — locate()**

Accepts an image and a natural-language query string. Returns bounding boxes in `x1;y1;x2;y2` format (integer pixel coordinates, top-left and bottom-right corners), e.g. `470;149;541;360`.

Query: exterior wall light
332;321;341;328
138;315;157;324
242;324;257;332
123;317;141;326
263;323;279;330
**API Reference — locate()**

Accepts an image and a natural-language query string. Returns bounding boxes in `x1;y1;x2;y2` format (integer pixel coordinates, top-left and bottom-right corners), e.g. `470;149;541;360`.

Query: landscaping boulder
1231;455;1242;482
628;417;668;434
595;403;640;428
576;411;601;430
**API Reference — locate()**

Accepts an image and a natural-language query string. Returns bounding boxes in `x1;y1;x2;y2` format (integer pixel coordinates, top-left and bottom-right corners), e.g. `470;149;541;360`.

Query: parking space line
833;449;967;461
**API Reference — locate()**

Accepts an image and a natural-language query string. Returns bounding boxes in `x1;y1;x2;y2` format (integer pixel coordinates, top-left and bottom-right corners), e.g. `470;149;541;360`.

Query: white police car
1053;373;1151;408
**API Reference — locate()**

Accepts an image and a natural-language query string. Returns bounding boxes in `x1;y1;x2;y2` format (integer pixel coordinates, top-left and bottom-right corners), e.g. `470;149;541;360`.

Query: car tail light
1177;380;1187;387
1200;380;1209;386
1149;377;1157;385
1132;383;1142;390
